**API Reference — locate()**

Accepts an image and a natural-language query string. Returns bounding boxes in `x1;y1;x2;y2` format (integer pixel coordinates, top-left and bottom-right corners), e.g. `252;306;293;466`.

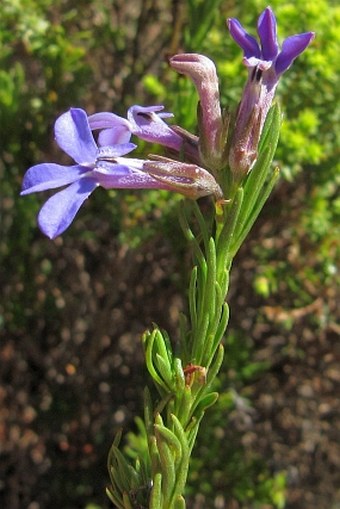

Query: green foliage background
0;1;338;508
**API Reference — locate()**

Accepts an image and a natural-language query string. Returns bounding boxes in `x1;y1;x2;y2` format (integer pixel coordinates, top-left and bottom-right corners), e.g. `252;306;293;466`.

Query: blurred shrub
1;0;338;508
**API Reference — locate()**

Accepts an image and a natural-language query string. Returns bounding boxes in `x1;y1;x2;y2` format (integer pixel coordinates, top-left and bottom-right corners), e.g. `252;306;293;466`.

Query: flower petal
127;105;183;151
37;178;98;238
88;112;132;145
97;128;129;146
227;18;261;59
88;111;130;131
243;56;272;70
93;161;169;190
55;108;98;164
257;7;279;61
21;163;88;195
275;32;315;75
96;143;137;159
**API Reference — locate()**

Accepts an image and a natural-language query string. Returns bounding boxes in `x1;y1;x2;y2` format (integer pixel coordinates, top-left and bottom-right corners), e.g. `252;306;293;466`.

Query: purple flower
21;108;221;238
89;105;185;152
21;108;173;238
228;7;314;78
227;7;314;176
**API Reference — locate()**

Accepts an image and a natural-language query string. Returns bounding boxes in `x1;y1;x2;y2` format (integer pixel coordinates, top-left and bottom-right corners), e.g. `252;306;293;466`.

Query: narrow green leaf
193;392;219;416
154;411;164;427
154;423;182;461
234;167;280;252
155;438;175;503
150;472;163;509
157;328;174;361
108;446;126;489
202;284;225;363
202;237;217;320
122;492;133;509
193;237;217;363
173;357;185;392
234;104;281;252
195;259;208;319
216;187;244;272
132;456;149;487
214;279;224;315
218;267;230;303
206;344;225;386
113;429;122;447
174;495;186;509
176;385;193;428
171;414;188;455
149;436;161;476
189;266;198;329
144;330;169;392
154;329;173;368
113;446;139;490
192;312;209;364
187;413;204;452
258;103;281;153
109;464;126;499
106;486;124;509
143;387;154;436
235;148;272;234
155;354;173;391
170;414;189;497
207;302;229;365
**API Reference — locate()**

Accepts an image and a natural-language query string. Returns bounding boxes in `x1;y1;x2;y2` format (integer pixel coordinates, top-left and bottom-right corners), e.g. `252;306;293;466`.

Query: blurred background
0;0;339;508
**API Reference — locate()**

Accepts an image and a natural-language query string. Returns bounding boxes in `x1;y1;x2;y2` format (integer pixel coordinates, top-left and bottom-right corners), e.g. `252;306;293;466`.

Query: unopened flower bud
170;53;227;171
227;7;314;179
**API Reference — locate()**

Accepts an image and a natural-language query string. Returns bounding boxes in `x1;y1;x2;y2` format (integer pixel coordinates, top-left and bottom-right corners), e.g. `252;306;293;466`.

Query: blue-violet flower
21;108;221;238
21;108;177;238
88;105;196;156
227;7;314;176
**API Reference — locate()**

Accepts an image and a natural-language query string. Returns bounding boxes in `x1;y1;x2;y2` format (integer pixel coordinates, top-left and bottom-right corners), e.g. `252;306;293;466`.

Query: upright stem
106;104;282;509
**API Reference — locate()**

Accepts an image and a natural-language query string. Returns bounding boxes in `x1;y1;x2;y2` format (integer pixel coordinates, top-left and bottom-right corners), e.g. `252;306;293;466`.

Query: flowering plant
21;7;314;508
